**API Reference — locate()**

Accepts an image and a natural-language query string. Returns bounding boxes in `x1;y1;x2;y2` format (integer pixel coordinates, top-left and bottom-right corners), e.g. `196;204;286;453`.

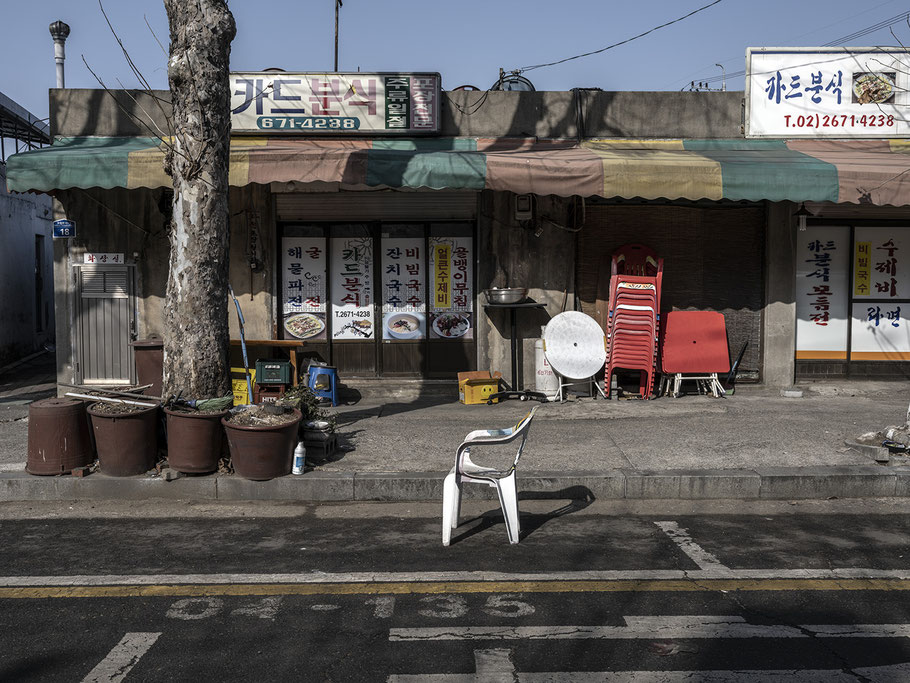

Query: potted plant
87;400;159;476
222;405;302;480
164;397;234;474
279;385;337;464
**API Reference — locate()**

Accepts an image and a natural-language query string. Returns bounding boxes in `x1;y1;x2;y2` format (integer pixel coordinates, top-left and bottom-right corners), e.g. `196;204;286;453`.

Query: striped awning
7;135;910;206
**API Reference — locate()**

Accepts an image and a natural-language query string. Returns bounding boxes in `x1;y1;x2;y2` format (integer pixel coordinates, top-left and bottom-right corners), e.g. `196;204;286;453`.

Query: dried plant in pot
87;401;159;477
278;385;337;462
222;405;302;481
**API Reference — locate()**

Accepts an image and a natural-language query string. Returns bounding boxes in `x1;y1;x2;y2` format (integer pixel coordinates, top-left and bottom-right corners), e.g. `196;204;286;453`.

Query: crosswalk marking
80;632;160;683
655;520;728;570
388;648;910;682
389;615;910;641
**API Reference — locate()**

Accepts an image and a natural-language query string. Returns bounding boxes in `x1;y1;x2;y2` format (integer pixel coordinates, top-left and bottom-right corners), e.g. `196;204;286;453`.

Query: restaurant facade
8;54;910;393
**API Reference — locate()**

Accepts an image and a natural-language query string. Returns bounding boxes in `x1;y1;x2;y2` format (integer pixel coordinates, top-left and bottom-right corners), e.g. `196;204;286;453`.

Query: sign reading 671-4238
230;72;440;135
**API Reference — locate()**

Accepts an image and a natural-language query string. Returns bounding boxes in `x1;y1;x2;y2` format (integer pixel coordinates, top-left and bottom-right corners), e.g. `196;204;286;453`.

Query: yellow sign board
854;241;871;296
433;244;451;309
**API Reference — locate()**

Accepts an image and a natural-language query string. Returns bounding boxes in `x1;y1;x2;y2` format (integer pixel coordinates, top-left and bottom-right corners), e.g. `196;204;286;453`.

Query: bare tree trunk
162;0;235;399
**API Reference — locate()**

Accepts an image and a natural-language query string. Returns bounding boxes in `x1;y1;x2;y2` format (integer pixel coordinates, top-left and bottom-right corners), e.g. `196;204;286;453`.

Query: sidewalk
2;356;909;502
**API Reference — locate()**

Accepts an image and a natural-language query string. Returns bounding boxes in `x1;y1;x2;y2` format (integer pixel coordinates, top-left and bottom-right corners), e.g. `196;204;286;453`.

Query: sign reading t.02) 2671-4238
229;72;440;135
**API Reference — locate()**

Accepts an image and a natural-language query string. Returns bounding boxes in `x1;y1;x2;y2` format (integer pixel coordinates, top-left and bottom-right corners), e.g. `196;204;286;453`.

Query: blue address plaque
53;219;76;238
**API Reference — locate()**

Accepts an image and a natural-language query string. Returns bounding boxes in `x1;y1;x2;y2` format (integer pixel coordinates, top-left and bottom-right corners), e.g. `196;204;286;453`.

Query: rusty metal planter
87;403;158;476
222;409;302;481
27;398;95;475
164;407;229;474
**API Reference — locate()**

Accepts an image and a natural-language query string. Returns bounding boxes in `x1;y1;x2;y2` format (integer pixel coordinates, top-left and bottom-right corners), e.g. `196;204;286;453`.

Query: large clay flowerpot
164;407;229;474
87;403;158;476
222;409;302;481
27;398;95;475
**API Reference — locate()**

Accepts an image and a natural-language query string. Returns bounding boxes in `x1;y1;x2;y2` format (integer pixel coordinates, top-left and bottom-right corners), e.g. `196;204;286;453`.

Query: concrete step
339;379;457;402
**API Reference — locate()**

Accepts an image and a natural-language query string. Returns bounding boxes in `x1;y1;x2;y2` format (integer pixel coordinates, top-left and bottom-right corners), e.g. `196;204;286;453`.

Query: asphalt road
1;498;909;682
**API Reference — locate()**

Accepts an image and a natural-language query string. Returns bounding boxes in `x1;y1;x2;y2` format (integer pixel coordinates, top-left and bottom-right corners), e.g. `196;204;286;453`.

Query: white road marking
165;597;223;620
310;604;340;611
231;596;283;619
388;648;910;682
81;632;160;683
389;615;910;641
655;521;727;570
3;567;910;587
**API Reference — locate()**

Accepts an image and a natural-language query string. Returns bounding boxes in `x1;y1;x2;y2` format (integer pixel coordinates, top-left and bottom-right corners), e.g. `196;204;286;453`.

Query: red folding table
658;311;730;398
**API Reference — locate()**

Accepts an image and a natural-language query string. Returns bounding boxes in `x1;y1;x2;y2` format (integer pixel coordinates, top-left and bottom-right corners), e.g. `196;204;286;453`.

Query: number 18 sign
53;219;76;238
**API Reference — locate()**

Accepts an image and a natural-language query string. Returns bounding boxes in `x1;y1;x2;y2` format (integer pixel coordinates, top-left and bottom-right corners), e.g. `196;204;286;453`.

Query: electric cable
516;0;725;73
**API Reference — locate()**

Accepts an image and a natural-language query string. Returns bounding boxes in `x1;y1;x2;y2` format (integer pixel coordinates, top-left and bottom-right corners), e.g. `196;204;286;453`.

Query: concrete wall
476;191;577;389
51;186;273;387
0;163;54;365
51;88;744;140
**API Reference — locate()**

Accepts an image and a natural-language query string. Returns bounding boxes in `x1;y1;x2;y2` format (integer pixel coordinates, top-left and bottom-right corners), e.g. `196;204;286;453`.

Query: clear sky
2;0;910;122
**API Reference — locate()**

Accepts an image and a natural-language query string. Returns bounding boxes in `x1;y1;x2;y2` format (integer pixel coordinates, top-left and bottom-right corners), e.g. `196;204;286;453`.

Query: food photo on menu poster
429;236;473;339
282;237;328;340
381;237;427;340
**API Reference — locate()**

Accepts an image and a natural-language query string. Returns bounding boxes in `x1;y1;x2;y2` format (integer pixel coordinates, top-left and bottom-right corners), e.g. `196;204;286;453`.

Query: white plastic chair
442;405;539;546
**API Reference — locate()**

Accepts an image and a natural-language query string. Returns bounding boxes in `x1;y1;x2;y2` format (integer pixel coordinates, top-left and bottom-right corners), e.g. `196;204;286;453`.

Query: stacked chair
604;244;664;399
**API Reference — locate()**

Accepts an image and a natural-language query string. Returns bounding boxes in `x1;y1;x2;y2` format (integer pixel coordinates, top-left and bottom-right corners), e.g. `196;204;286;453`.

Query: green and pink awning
8;135;910;206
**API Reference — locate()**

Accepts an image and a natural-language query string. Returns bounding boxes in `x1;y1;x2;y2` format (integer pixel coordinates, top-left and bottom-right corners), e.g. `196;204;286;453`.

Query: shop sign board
795;226;850;359
230;72;441;134
850;226;910;360
429;237;473;340
83;252;124;264
381;238;426;341
331;237;374;340
53;219;75;238
745;48;910;137
282;237;327;341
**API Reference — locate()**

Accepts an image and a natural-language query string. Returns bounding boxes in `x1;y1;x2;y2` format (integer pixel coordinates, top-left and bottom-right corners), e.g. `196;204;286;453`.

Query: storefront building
7;63;910;391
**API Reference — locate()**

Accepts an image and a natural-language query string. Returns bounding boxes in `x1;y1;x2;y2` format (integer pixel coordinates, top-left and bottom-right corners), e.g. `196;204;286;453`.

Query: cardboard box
458;371;502;405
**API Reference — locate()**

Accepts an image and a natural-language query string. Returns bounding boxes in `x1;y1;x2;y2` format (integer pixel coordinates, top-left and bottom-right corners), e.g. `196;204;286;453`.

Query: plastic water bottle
292;442;306;475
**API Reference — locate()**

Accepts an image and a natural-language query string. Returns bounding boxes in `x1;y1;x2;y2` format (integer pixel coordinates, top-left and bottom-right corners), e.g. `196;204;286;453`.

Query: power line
693;10;910;87
516;0;725;73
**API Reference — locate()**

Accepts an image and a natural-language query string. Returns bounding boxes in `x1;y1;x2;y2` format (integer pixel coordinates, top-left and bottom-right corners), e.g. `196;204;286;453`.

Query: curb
2;466;909;502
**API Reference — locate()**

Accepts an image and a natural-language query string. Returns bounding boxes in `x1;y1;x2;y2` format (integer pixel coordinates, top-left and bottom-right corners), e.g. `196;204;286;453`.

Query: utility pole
334;0;343;71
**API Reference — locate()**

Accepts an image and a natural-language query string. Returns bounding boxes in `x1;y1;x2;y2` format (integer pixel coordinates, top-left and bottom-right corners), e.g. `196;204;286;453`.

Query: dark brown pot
222;409;302;481
164;407;229;474
130;340;164;399
87;403;159;476
27;398;95;475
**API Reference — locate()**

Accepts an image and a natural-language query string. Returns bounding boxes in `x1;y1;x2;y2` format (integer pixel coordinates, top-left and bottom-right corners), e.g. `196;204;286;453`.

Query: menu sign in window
795;226;849;359
429;237;473;340
853;227;904;299
851;227;910;360
282;237;327;340
381;238;426;341
331;237;374;340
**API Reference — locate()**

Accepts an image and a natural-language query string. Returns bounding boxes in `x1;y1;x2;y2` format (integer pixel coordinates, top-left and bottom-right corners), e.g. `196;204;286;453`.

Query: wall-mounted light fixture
794;203;812;231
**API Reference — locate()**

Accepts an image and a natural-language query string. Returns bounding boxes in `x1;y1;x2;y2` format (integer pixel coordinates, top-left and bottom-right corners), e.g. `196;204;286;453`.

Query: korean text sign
746;48;910;137
795;226;849;359
429;237;473;340
331;237;375;340
282;237;328;341
381;238;426;341
230;73;440;134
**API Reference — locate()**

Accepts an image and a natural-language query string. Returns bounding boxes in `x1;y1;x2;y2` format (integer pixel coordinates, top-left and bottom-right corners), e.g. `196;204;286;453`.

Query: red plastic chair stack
604;244;664;399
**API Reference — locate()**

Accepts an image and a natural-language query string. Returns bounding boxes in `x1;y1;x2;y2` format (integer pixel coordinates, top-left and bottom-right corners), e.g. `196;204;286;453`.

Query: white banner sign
281;237;327;341
429;236;473;340
230;72;440;134
84;253;124;264
381;238;426;341
851;302;910;359
746;48;910;137
795;226;849;359
331;237;374;340
853;227;905;299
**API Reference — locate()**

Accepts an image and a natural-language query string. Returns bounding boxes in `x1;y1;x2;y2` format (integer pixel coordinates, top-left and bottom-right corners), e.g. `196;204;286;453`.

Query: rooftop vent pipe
49;20;70;89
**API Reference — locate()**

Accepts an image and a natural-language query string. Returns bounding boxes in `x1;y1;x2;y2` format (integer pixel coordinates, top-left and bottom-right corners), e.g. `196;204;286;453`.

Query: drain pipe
49;20;70;89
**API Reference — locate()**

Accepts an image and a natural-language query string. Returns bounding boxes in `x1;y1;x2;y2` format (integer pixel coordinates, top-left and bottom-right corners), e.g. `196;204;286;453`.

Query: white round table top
543;311;606;379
